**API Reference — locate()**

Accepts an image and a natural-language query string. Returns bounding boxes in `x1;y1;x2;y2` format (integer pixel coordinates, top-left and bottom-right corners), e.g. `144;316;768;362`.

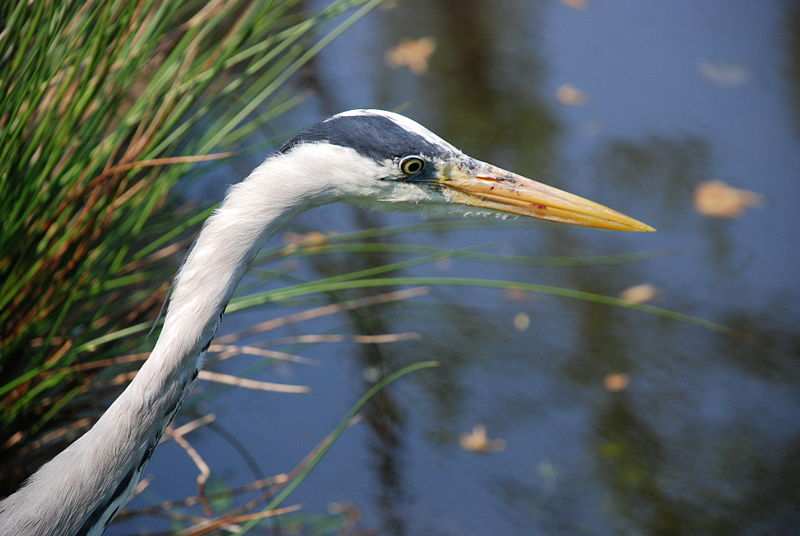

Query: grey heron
0;109;653;535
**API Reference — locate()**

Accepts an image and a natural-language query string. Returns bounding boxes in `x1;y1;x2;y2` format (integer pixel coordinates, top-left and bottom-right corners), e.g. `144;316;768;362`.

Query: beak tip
616;213;655;233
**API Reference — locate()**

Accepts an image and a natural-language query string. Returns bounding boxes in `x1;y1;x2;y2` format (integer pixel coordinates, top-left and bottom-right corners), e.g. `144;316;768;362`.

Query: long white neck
0;145;353;536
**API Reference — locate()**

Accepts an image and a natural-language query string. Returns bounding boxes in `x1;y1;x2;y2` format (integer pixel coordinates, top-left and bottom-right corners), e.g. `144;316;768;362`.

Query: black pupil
405;159;422;173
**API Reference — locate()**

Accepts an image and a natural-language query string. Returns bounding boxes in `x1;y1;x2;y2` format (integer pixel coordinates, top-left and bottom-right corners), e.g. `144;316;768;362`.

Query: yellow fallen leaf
619;284;657;305
604;373;629;392
513;312;530;332
561;0;587;9
282;231;328;253
459;424;505;454
385;37;436;75
694;180;762;218
557;84;587;106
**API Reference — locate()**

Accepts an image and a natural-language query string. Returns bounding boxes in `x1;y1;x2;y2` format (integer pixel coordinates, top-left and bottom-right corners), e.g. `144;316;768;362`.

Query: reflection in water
423;0;559;175
721;308;800;382
594;396;680;534
308;210;411;536
787;4;800;135
594;136;710;208
309;252;413;535
596;393;800;534
593;135;745;273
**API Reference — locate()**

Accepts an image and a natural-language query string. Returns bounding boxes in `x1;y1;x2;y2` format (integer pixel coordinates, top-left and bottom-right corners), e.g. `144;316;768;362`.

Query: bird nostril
475;175;507;183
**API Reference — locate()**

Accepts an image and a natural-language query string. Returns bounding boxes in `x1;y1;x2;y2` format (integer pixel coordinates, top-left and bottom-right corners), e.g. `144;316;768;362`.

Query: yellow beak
439;161;655;232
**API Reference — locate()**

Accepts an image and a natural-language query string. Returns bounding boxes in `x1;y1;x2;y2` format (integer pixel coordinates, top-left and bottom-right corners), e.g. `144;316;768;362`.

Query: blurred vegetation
0;0;380;491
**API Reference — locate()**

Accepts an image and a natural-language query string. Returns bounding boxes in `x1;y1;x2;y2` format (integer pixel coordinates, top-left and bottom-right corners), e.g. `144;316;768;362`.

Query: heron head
280;109;654;232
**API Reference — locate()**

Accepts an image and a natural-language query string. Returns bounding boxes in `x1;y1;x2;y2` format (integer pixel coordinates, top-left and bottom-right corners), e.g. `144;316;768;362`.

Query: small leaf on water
557;84;587;106
386;38;437;74
460;424;506;454
561;0;588;9
513;312;531;332
619;284;657;305
694;180;762;218
604;373;630;392
284;231;328;247
283;231;329;253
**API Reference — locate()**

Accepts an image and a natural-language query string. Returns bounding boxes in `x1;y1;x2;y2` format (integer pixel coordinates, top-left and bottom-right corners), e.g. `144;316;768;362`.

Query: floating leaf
284;231;329;247
557;84;587;106
620;284;657;305
460;424;506;454
513;312;531;332
561;0;588;9
386;37;437;74
694;180;762;218
604;373;630;392
283;231;329;254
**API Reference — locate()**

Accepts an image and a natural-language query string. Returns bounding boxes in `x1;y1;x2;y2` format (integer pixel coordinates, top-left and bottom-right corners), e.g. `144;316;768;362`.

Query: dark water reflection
117;1;800;534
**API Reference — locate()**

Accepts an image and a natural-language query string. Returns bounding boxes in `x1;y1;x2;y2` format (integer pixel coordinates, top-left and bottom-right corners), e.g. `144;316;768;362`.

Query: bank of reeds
0;0;380;488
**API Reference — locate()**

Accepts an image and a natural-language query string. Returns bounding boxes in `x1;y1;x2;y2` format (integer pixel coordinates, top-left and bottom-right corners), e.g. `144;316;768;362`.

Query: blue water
115;1;800;534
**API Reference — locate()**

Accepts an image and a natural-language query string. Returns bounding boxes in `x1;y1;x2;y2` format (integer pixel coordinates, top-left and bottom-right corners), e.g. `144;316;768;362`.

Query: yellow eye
400;156;425;176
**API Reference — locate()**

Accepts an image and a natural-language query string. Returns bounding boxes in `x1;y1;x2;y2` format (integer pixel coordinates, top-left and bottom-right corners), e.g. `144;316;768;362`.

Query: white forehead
330;109;460;154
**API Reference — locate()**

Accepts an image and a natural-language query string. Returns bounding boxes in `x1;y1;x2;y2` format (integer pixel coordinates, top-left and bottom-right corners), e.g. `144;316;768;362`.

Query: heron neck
0;153;323;536
138;158;310;397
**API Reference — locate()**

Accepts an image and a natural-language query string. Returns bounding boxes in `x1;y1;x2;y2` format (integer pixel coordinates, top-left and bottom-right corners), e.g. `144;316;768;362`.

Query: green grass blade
230;277;728;333
238;360;440;533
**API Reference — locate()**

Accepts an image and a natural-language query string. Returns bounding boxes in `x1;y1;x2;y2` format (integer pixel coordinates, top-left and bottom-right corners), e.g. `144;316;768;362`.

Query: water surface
117;2;800;534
